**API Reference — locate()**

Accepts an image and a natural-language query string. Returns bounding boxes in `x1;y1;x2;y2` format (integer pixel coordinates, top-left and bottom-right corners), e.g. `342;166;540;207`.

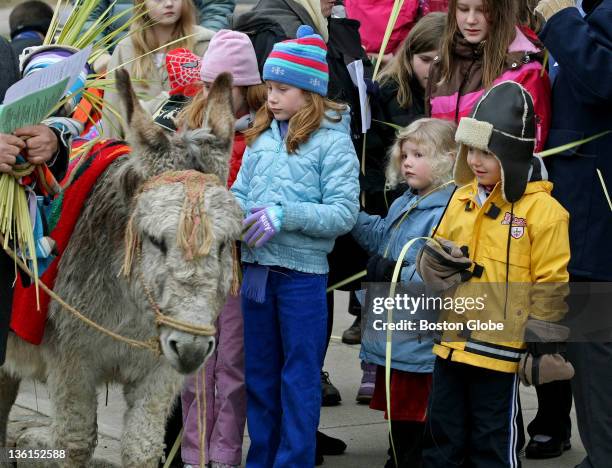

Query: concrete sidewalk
7;291;585;467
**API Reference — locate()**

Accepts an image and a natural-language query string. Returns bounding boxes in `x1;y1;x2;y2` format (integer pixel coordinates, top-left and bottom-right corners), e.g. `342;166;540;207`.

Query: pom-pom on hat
201;30;261;86
263;25;329;96
166;48;202;97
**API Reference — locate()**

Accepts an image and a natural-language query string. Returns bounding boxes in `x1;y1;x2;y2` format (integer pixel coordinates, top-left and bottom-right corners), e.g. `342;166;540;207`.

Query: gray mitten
416;238;472;291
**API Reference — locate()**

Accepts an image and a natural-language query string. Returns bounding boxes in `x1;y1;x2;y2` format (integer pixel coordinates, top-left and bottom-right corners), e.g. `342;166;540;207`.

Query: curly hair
386;118;457;190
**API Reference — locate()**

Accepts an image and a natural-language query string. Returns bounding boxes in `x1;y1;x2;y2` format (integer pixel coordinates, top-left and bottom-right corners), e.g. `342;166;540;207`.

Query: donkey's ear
203;72;235;143
115;69;171;156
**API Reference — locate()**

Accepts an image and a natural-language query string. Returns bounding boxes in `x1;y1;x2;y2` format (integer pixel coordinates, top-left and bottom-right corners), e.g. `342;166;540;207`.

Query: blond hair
386;118;457;190
245;91;346;154
440;0;519;89
129;0;197;85
378;12;446;109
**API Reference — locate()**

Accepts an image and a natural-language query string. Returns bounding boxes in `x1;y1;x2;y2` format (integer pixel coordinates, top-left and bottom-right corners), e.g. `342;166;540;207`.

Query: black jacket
539;0;612;280
363;77;425;198
231;0;317;73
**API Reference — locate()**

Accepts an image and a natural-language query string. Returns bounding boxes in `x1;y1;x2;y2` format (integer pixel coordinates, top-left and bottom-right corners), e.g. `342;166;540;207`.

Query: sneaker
321;370;342;406
356;362;376;404
342;316;361;345
525;435;571;459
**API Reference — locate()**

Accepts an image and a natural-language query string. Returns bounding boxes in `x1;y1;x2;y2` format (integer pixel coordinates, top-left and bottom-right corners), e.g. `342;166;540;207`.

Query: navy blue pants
242;266;328;468
423;357;522;468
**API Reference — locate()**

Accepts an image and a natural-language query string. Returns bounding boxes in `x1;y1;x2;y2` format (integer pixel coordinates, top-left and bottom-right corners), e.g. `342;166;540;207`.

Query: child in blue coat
351;118;457;468
230;25;360;467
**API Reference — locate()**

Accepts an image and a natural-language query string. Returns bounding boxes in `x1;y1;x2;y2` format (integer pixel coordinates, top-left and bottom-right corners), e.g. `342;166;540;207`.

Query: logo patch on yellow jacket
502;212;527;239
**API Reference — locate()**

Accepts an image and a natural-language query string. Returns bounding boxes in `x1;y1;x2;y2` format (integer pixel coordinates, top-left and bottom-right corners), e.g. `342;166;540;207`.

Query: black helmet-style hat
454;81;537;203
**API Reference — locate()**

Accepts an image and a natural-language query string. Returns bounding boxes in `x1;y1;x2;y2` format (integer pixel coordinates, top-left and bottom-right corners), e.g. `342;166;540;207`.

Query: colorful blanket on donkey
10;140;131;345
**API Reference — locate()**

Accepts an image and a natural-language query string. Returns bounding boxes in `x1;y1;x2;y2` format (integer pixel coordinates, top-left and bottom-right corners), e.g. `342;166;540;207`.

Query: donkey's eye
148;235;167;255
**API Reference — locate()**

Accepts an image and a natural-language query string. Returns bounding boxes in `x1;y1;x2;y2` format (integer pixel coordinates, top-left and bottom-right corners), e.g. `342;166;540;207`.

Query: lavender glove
243;206;283;248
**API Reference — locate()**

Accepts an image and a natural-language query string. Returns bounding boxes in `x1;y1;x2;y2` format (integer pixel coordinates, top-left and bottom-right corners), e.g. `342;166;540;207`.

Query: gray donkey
0;69;243;467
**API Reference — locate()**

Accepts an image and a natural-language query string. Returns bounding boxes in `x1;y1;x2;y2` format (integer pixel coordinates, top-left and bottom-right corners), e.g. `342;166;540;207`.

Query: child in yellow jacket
418;81;570;467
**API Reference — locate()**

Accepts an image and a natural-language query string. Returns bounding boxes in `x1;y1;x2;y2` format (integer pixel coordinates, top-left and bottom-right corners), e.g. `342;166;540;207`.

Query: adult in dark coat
538;0;611;281
0;37;70;366
535;1;612;467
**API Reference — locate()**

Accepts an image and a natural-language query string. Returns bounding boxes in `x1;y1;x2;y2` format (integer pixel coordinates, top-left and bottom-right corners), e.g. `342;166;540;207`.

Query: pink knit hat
200;30;262;86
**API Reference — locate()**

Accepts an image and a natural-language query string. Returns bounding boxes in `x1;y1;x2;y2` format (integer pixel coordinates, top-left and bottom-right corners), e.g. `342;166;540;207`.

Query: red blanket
10;140;131;345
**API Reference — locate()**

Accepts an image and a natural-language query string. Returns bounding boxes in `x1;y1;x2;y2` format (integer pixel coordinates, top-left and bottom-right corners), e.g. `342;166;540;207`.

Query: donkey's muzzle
161;330;216;374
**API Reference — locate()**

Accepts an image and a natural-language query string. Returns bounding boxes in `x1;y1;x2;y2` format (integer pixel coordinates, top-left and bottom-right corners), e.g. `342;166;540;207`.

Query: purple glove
242;206;284;248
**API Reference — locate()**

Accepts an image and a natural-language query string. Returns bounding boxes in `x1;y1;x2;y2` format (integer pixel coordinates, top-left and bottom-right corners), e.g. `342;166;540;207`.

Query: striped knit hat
21;45;92;113
263;25;329;96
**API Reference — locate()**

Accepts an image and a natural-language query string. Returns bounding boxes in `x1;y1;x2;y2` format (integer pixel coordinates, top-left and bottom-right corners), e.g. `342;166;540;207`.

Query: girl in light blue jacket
230;25;359;467
351;118;456;467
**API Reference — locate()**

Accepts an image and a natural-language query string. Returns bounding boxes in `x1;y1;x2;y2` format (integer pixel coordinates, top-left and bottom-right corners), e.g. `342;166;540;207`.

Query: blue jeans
242;266;328;468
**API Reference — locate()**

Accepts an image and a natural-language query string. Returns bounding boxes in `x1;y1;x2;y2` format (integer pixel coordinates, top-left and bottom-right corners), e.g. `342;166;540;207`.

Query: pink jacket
345;0;449;55
427;27;551;151
345;0;419;54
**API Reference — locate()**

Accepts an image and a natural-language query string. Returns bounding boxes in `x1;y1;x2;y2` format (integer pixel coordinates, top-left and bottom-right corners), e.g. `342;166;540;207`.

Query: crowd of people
1;0;611;467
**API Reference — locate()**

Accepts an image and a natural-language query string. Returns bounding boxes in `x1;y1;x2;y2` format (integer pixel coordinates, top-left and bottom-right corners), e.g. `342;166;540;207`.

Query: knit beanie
166;48;202;96
454;81;537;203
200;30;261;86
263;25;329;96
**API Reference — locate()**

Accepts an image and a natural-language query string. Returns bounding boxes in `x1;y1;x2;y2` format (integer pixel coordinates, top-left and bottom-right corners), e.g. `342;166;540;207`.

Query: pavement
7;291;586;467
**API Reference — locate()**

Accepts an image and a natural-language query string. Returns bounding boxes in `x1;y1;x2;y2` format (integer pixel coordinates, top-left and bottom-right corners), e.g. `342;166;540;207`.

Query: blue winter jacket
231;110;360;274
352;184;455;373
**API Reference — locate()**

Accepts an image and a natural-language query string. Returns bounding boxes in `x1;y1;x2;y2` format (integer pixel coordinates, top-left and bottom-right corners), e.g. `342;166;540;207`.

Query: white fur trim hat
454;81;537;202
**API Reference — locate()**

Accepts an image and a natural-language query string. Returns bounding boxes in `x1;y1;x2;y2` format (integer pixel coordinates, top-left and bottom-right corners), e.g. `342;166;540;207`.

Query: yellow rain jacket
432;178;570;373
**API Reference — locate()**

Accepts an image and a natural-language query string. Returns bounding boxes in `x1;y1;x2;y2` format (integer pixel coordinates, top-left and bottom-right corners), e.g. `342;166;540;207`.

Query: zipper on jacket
455;61;475;123
454;45;481;123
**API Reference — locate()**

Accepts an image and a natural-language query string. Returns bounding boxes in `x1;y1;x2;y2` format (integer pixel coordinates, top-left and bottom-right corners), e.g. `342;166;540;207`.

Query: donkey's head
114;70;242;374
115;69;235;186
124;172;242;374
